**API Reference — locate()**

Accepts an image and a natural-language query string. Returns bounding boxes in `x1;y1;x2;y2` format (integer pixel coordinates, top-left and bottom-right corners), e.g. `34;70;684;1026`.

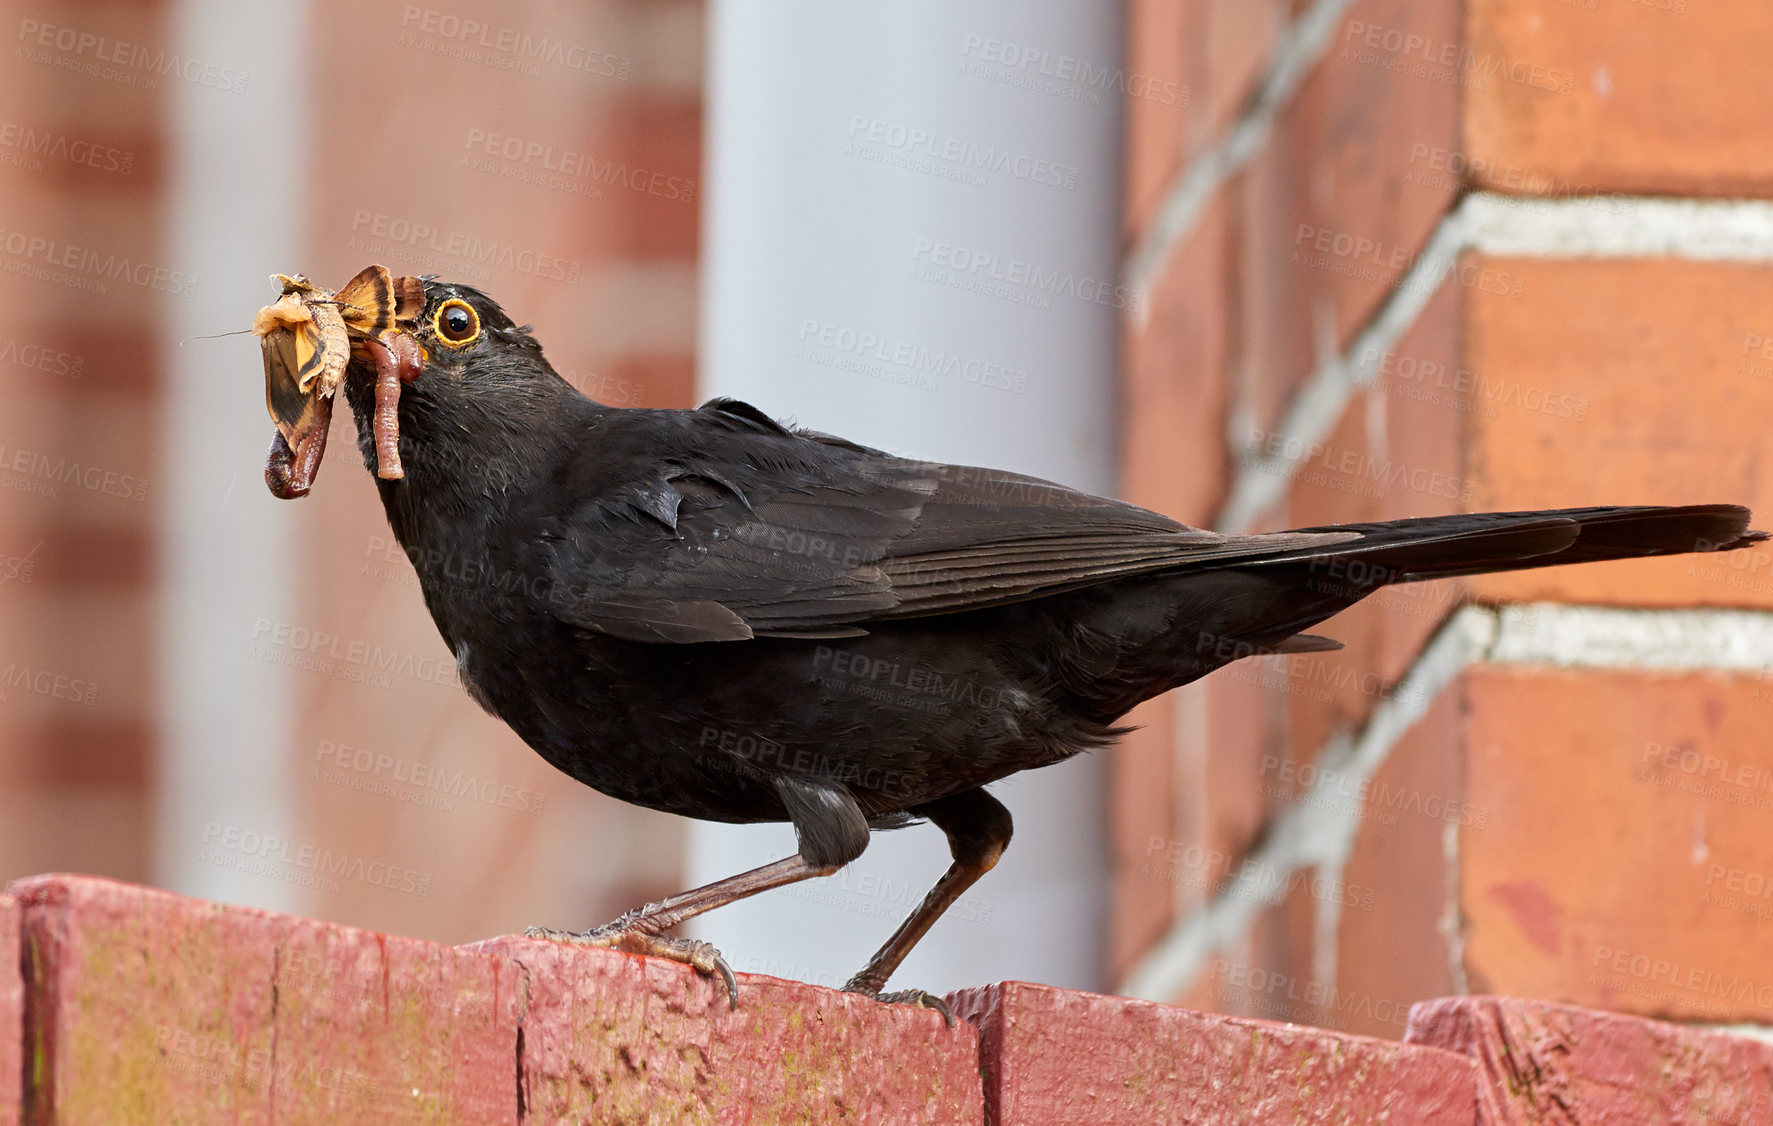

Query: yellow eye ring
432;299;481;348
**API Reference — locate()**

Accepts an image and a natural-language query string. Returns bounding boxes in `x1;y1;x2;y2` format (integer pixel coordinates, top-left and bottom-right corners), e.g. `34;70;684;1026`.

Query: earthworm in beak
361;333;423;480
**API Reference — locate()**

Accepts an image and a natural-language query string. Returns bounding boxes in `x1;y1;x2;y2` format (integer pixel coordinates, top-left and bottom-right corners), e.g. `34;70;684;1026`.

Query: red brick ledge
2;893;19;1126
5;875;1772;1123
7;874;978;1125
466;934;982;1123
1408;995;1773;1125
950;980;1475;1124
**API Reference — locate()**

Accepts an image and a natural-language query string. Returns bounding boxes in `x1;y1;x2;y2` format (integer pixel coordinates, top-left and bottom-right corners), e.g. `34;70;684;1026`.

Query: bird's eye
433;299;480;347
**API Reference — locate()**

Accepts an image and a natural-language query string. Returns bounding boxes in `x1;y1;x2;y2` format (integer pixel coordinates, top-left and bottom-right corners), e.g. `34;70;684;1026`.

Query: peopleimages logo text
200;823;431;895
910;238;1139;310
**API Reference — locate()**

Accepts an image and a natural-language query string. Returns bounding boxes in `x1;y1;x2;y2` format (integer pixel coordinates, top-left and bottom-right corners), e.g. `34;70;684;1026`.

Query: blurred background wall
3;0;1773;1041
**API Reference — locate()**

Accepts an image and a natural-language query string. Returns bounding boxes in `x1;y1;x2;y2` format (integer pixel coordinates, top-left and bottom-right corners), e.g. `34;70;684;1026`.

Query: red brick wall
1115;0;1773;1036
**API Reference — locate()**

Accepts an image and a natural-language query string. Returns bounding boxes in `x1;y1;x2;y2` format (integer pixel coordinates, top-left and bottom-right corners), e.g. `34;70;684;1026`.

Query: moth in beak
253;264;424;498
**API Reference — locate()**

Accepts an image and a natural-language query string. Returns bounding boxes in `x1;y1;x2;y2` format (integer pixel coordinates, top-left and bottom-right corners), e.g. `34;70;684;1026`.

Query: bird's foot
842;982;955;1027
523;920;738;1009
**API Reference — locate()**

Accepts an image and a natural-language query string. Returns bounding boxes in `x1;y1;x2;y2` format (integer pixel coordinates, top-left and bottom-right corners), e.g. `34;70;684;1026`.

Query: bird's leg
843;788;1013;1025
526;853;834;1008
530;776;873;1009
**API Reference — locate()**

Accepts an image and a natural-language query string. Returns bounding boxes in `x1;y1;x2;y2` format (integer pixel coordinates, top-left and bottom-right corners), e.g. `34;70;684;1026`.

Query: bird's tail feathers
1245;504;1764;586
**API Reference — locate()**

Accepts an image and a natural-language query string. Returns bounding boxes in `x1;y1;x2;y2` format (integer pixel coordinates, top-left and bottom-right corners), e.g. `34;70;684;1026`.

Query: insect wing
262;324;317;438
334;264;423;341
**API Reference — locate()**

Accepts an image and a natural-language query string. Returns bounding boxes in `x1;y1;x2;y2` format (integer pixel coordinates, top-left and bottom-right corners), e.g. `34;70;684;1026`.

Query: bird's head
258;270;584;500
383;279;544;393
340;278;583;500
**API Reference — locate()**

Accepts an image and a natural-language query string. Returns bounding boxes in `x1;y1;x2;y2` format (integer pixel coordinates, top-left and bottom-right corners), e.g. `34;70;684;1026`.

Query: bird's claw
522;924;739;1010
844;985;955;1027
522;923;585;942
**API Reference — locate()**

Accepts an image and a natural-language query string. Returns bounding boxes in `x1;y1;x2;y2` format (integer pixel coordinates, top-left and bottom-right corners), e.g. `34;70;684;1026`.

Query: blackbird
285;276;1763;1016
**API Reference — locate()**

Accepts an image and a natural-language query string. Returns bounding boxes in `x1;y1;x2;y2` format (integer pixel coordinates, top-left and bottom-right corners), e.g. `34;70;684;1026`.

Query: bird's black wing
538;398;1358;642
